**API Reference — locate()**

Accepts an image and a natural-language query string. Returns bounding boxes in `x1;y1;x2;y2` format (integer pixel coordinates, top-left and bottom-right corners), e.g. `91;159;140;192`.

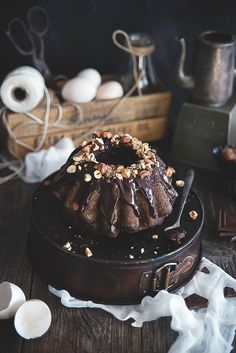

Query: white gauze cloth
49;257;236;353
23;137;75;183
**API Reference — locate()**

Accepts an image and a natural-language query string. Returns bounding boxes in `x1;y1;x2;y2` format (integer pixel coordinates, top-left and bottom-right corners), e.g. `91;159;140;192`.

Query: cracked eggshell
14;299;52;339
62;77;97;103
96;81;124;100
77;68;102;87
0;282;26;319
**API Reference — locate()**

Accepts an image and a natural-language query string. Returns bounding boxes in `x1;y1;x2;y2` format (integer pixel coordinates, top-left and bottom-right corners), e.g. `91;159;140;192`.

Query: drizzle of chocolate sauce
32;184;202;261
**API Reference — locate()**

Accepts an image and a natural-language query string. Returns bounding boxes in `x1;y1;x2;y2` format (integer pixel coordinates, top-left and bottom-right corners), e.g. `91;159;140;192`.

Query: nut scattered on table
152;234;158;240
129;254;134;259
189;210;198;220
85;247;93;257
63;242;72;251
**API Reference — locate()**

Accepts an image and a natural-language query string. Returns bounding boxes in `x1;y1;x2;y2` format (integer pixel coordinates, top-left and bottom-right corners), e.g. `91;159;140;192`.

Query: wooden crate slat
9;116;168;158
7;92;172;138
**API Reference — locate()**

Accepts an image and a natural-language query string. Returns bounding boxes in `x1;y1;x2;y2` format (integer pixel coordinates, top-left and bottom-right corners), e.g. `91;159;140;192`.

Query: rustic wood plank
0;181;35;353
22;273;142;353
7;92;172;137
142;317;177;353
9;116;168;158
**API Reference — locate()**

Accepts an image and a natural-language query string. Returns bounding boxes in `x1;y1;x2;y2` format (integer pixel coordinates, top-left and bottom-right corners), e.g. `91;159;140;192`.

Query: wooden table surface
0;160;236;353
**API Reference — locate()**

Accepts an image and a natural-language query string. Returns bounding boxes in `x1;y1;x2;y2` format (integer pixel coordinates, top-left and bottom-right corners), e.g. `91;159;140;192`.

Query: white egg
0;282;26;320
96;81;124;100
14;299;52;339
62;77;97;103
78;68;102;87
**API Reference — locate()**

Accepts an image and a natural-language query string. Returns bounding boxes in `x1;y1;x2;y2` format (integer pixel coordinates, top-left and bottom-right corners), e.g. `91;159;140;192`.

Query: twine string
112;29;142;96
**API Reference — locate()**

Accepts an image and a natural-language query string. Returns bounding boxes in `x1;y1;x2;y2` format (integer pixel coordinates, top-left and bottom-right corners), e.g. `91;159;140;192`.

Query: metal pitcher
174;31;236;106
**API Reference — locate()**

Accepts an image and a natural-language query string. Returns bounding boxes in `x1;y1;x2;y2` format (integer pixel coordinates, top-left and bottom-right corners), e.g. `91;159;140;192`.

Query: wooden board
8;116;168;158
7;92;172;138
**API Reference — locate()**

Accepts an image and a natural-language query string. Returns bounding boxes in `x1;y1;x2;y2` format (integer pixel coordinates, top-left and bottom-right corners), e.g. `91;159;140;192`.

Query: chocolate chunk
165;227;186;245
185;288;236;310
224;287;236;298
218;210;236;237
185;294;208;310
201;266;210;274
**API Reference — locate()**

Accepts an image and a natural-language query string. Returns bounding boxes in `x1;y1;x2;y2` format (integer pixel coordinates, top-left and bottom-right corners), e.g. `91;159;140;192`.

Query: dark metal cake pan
29;175;204;305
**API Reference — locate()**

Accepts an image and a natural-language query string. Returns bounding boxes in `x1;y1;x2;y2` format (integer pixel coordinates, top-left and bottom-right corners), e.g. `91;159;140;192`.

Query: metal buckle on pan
152;256;195;292
152;262;178;292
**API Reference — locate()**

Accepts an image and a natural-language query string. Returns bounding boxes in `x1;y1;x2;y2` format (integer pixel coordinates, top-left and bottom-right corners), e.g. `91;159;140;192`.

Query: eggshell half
62;77;97;103
96;81;124;100
78;68;102;87
14;299;52;339
0;282;26;319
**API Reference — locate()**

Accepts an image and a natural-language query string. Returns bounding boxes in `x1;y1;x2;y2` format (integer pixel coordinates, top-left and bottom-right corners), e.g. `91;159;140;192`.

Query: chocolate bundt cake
52;131;178;238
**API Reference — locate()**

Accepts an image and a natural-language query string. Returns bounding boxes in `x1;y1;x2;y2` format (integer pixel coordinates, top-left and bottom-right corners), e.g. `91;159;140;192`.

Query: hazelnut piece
176;180;185;188
92;130;102;138
85;247;93;257
102;131;112;139
166;167;176;177
67;165;76;174
97;163;108;174
94;170;102;179
84;173;92;182
63;242;72;251
189;210;198;220
122;168;131;179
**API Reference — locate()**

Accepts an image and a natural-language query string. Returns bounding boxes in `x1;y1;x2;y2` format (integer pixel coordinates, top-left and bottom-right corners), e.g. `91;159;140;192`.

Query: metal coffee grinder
171;31;236;171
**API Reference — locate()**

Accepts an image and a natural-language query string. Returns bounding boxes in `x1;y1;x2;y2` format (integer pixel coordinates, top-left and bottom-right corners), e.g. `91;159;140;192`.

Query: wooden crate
6;92;172;158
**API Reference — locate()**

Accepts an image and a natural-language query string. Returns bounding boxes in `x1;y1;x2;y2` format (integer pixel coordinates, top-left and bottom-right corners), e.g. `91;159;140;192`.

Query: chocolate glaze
52;138;178;237
32;181;203;261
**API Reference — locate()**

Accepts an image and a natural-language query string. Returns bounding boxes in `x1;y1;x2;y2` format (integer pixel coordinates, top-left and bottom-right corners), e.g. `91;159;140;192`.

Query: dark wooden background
0;0;236;131
1;0;236;79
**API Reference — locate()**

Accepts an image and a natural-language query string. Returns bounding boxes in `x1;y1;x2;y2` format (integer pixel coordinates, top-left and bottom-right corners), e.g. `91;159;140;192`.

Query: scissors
6;6;61;96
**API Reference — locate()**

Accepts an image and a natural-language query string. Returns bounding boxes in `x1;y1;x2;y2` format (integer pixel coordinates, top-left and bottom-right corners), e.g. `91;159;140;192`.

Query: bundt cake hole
96;145;140;167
